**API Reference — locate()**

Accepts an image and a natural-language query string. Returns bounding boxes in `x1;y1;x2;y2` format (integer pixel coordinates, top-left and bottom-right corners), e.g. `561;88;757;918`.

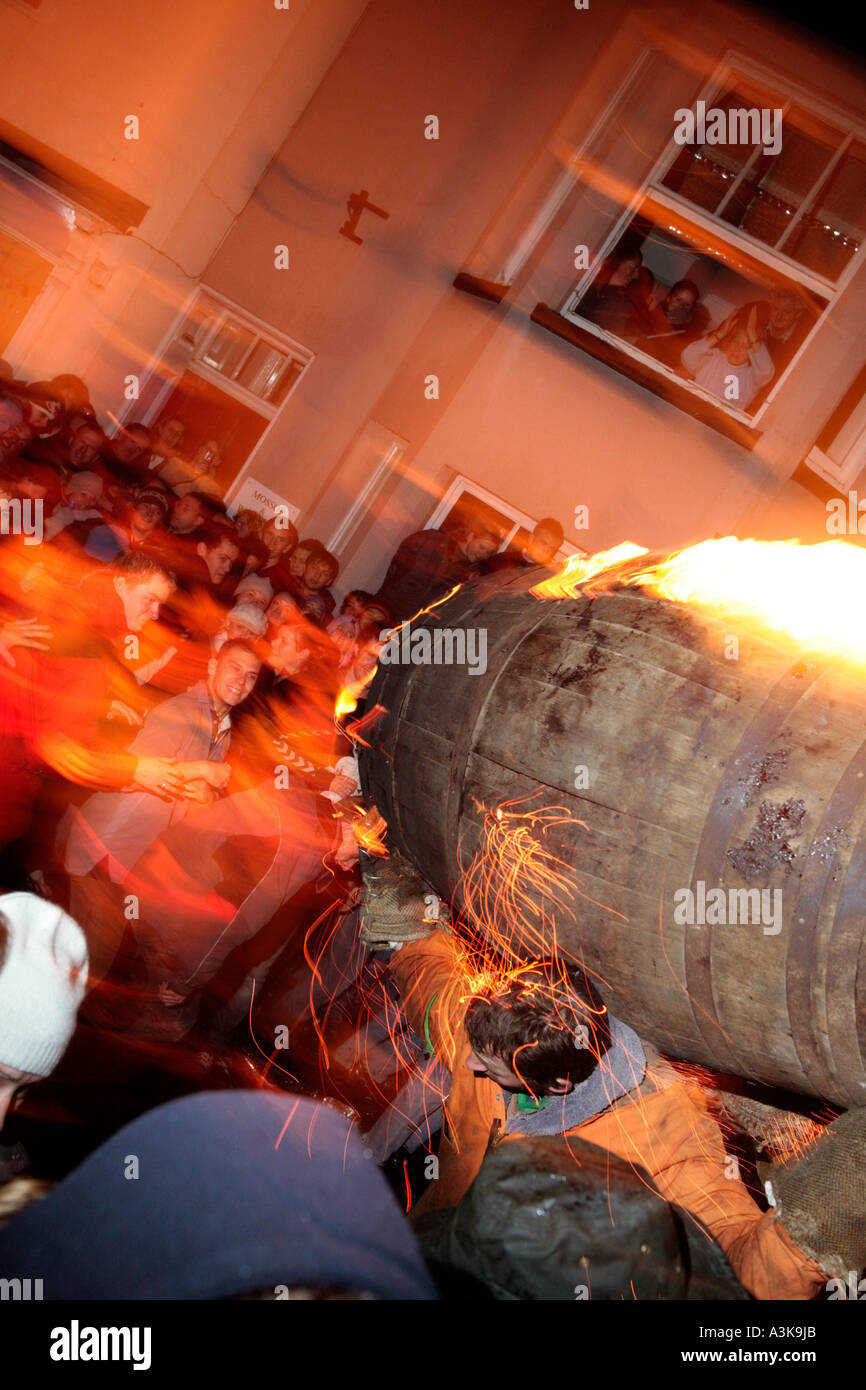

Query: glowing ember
353;804;389;857
535;536;866;663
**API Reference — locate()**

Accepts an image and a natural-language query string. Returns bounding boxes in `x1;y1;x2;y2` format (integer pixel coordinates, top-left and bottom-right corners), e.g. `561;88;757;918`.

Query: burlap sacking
772;1106;866;1280
358;849;442;949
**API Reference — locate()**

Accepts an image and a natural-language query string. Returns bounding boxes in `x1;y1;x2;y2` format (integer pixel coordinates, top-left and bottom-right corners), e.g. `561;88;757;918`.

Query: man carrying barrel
382;890;851;1300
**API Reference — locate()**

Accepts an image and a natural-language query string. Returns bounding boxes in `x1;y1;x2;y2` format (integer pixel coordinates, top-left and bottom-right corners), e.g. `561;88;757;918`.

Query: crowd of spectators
0;358;565;1099
0;362;850;1306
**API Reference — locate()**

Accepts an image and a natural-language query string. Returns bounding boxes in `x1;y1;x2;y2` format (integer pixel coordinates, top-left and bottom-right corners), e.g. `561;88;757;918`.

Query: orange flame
353;804;389;857
334;686;358;721
535;536;866;663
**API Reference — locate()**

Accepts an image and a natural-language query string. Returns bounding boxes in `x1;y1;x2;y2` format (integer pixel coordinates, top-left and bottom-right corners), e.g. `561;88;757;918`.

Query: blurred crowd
0;363;851;1306
0;358;563;1130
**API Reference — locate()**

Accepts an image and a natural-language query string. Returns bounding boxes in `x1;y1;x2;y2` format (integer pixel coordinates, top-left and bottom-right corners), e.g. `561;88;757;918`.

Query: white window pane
199;318;256;377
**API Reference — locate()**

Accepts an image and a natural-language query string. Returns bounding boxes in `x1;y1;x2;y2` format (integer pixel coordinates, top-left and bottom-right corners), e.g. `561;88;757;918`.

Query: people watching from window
579;246;654;342
636;279;711;367
681;303;775;411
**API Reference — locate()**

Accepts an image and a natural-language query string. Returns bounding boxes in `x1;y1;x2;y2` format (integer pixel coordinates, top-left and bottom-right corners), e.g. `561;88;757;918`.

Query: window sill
452;272;509;304
530;303;762;451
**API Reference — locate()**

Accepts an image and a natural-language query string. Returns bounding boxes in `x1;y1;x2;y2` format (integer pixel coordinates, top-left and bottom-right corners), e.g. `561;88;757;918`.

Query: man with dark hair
463;958;611;1096
193;525;241;593
292;548;339;625
107;422;153;473
388;914;829;1300
484;517;563;577
165;524;241;639
376;521;500;622
167;490;208;539
82;486;169;562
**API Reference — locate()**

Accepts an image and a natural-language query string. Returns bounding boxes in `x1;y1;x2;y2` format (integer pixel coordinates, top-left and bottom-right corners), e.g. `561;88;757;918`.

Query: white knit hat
225;602;267;636
235;573;273;603
0;893;88;1077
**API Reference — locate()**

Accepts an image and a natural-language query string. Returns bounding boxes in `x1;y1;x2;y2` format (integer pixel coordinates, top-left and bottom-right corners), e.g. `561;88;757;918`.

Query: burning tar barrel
359;564;866;1107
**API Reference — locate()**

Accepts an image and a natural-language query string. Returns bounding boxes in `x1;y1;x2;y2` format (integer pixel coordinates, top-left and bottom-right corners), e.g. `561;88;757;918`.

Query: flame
535;536;866;663
334;686;358;721
532;542;649;599
353;804;389;857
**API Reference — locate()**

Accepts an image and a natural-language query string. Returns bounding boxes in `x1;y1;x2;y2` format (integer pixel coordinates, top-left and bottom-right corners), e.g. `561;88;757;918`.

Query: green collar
516;1091;551;1113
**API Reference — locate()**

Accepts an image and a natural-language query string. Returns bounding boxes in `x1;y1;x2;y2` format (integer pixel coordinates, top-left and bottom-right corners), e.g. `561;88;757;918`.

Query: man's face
65;481;100;510
288;546;311;577
526;525;561;566
0;1062;41;1131
26;398;63;436
465;1046;525;1090
666;288;696;324
223;619;259;644
170;495;204;534
465;1044;571;1096
0;424;33;457
610;255;641;287
157;417;184;451
463;532;498;563
264;528;292;559
116;573;173;632
129;501;163;539
360;604;390;638
68;426;103;468
304;555;333;590
768;294;801;336
208;648;261;707
269;625;310;676
200;539;240;584
114;430;149;464
267;593;299;627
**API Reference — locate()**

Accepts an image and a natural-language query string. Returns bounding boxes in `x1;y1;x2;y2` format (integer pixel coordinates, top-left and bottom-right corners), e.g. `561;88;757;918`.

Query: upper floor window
657;77;865;285
558;58;865;428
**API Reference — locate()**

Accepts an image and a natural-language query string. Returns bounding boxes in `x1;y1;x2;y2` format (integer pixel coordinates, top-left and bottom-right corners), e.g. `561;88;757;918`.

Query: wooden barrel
359;570;866;1106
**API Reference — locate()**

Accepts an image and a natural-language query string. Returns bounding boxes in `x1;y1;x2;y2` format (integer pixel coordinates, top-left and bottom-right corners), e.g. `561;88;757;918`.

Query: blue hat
0;1091;437;1300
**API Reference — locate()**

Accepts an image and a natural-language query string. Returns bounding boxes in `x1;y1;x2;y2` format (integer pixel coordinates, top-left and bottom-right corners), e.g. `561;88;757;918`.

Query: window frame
557;51;866;433
181;288;313;419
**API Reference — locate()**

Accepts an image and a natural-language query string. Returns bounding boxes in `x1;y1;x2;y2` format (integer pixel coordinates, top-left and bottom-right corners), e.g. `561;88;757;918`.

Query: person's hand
180;760;231;790
131;757;184;798
107;699;144;726
744;303;763;348
0;617;53;667
177;778;216;804
706;309;739;349
335;836;360;871
329;772;360;800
